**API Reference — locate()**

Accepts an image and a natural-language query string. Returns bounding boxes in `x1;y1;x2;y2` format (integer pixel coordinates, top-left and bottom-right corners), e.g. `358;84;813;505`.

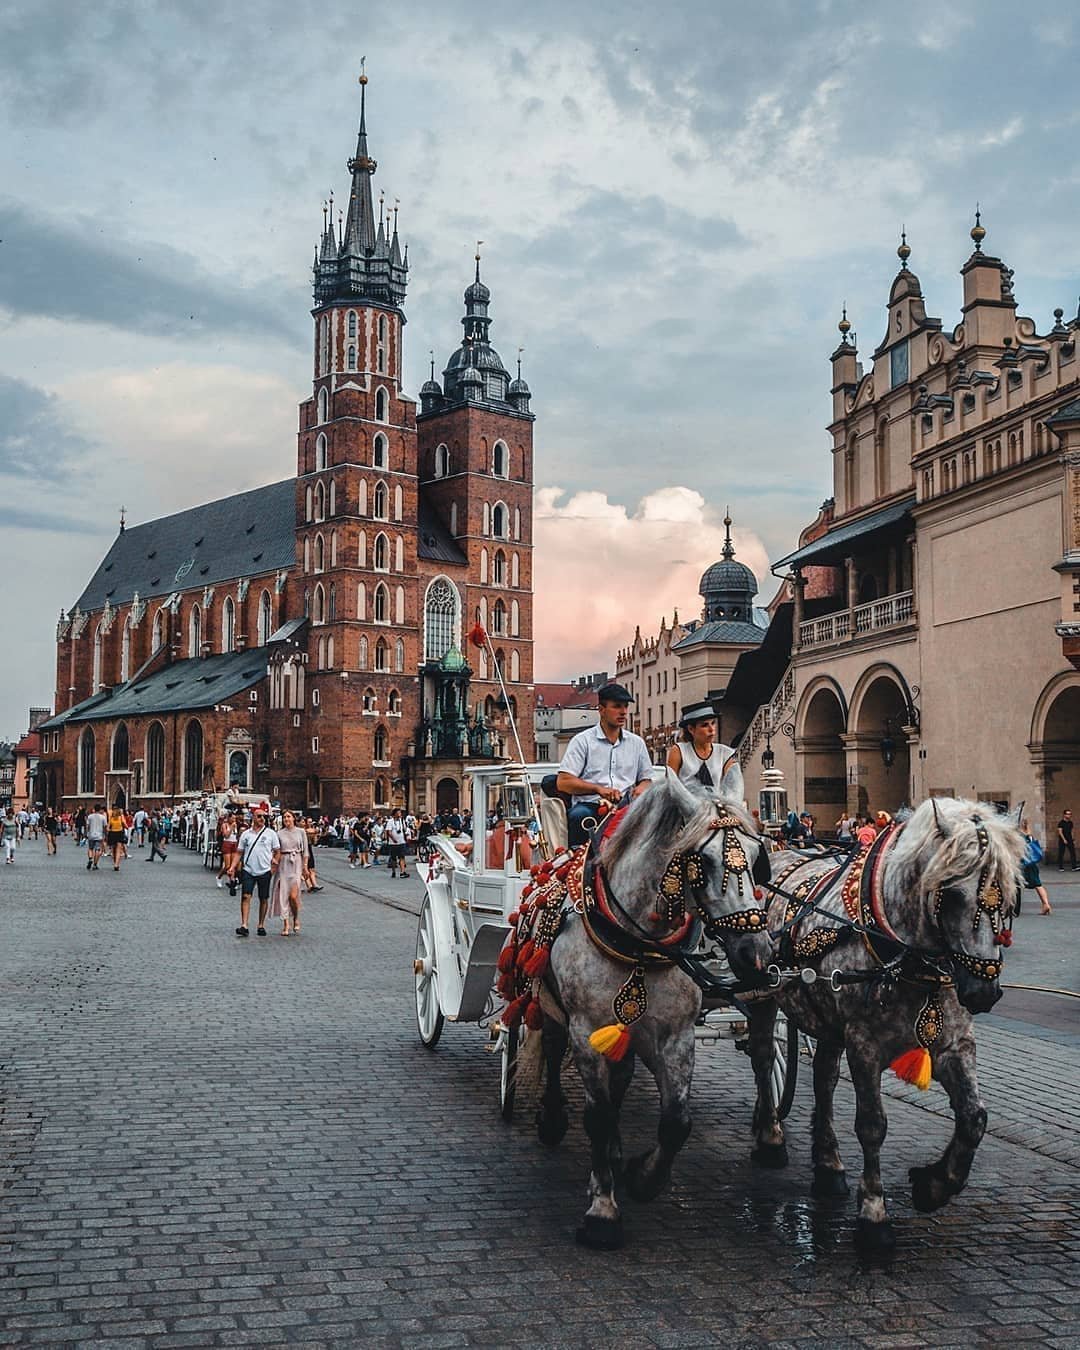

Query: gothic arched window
313;584;326;625
373;480;388;520
258;590;273;645
374;638;389;671
314;534;325;572
79;727;96;795
183;719;204;792
373;582;389;624
375;386;389;422
424;576;460;663
395;637;405;672
111;722;129;771
435;444;450;478
317;386;329;423
492;502;508;538
347;344;356;371
146;722;165;793
316;433;328;472
493;549;506;586
347;310;357;338
374;532;390;571
374;726;388;761
222;596;235;652
358;636;369;670
373;432;388;469
120;616;133;683
493;440;508;477
189;604;202;659
492;599;507;636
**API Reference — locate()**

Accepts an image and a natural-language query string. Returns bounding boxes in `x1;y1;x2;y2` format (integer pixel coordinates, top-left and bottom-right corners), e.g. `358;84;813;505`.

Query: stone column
846;556;858;630
792;569;806;644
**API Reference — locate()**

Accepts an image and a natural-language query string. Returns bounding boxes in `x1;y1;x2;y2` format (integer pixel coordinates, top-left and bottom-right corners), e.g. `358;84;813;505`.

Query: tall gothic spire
342;72;377;256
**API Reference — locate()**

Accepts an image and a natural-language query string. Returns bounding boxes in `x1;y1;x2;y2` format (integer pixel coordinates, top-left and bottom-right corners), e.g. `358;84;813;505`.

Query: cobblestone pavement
1;838;1078;1348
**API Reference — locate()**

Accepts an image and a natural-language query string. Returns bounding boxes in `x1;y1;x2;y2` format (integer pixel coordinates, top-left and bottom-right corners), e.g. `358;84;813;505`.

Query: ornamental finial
838;303;851;341
971;203;986;252
897;226;911;269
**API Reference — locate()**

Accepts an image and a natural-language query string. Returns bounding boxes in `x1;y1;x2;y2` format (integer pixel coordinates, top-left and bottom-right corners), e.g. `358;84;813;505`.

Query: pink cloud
533;485;771;680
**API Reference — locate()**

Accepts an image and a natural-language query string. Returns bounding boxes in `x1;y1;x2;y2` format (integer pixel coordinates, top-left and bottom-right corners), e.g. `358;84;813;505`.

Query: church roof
416;491;468;566
72;479;297;615
673;619;766;649
39;648;273;728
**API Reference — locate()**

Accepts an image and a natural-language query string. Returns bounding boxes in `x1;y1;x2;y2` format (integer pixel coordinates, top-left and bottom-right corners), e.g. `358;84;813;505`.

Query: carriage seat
538;773;570;854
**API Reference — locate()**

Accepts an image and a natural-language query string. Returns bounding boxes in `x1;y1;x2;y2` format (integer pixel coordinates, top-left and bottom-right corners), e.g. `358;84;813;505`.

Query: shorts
240;869;272;901
388;844;406;863
107;831;125;846
221;840;238;855
87;836;104;850
1021;861;1042;890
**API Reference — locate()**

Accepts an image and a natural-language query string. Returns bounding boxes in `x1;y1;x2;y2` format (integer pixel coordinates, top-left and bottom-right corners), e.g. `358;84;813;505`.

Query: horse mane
601;774;756;876
885;797;1025;899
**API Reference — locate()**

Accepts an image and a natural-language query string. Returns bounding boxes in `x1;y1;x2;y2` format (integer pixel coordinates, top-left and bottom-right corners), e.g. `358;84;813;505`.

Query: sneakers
86;860;92;870
235;926;249;938
216;878;224;889
256;927;267;936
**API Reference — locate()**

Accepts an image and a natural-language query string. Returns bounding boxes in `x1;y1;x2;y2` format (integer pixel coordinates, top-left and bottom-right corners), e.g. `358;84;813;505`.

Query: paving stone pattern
0;839;1078;1348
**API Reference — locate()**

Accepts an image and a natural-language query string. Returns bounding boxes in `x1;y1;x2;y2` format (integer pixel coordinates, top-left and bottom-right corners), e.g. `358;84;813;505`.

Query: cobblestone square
1;838;1077;1347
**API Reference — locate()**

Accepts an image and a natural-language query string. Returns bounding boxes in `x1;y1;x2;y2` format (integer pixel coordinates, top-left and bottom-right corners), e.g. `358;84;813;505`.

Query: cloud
0;201;304;346
0;373;94;479
59;363;302;514
533;485;772;680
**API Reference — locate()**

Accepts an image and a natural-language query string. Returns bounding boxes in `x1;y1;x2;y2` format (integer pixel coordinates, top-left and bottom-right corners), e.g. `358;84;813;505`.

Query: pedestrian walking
270;809;306;935
106;803;127;871
855;815;878;848
133;807;147;847
85;804;107;870
386;807;409;878
1019;820;1052;915
235;807;281;938
301;815;324;891
835;812;855;844
1056;809;1077;870
43;807;60;855
1;806;17;863
216;810;238;890
74;806;87;846
146;812;169;862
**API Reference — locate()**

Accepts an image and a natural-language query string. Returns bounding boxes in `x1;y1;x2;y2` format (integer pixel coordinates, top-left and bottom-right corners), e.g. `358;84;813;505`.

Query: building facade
738;222;1080;838
38;82;535;817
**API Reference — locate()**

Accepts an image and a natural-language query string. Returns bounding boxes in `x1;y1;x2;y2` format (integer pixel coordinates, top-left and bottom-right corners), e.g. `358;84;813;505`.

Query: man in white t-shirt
235;808;281;938
385;809;408;879
133;808;148;847
85;805;108;870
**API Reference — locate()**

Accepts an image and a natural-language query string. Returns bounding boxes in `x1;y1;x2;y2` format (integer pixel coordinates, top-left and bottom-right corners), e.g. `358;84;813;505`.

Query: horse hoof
623;1153;669;1203
751;1142;789;1170
811;1166;849;1198
854;1217;896;1254
575;1213;624;1250
536;1109;569;1148
909;1162;956;1213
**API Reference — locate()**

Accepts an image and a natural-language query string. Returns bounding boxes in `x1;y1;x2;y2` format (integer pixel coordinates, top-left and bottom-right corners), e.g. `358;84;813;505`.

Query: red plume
468;620;487;649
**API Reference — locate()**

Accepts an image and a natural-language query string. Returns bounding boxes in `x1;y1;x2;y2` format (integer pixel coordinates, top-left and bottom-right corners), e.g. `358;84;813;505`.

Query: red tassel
468;620;487;648
496;969;515;999
649;910;662;923
524;998;544;1030
998;930;1013;948
497;944;515;975
890;1047;932;1090
754;888;764;901
503;995;528;1028
507;909;520;925
523;948;550;979
516;939;536;970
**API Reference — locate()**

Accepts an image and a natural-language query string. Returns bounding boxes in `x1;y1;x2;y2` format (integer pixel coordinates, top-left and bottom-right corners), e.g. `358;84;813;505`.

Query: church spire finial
897;225;911;270
970;203;986;253
119;504;127;534
722;507;734;560
475;240;483;283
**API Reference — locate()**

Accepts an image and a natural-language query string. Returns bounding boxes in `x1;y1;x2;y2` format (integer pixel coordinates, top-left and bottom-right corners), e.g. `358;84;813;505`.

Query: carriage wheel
498;1023;519;1121
414;897;444;1048
770;1008;801;1121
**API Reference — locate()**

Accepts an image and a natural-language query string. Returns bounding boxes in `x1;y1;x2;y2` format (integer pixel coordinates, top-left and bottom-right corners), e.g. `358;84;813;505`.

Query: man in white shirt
385;808;408;878
85;804;108;871
235;807;281;937
556;683;654;846
133;807;148;847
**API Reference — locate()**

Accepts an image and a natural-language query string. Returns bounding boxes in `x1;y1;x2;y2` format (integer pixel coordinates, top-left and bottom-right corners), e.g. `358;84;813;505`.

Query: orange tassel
589;1022;632;1061
891;1047;932;1090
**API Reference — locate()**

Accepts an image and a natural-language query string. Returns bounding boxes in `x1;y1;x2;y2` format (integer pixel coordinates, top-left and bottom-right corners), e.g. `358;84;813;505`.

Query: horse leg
623;1025;694;1203
573;1035;624;1249
606;1053;635;1177
747;1000;788;1168
536;1014;570;1147
810;1039;849;1197
909;1032;986;1212
847;1046;895;1252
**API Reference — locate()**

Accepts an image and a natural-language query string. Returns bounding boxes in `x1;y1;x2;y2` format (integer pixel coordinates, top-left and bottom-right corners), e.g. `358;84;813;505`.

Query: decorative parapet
738;665;796;768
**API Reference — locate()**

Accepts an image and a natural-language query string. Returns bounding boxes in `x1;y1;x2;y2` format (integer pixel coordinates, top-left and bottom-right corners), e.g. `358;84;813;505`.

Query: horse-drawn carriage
413;758;1025;1251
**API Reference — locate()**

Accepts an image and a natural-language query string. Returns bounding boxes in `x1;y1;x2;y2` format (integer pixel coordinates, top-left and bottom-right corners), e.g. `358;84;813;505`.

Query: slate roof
773;495;915;571
73;480;297;614
38;648;272;729
416;490;468;566
535;683;592;709
1046;397;1080;425
674;620;767;650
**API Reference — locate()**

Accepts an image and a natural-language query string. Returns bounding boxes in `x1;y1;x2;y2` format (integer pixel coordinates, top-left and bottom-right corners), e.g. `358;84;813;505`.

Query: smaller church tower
699;513;759;623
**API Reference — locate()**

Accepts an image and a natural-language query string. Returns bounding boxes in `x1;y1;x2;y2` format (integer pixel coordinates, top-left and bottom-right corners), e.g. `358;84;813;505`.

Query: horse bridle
930;820;1007;982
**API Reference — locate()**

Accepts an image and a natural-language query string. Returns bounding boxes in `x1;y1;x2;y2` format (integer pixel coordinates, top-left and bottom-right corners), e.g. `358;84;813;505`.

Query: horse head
886;798;1025;1013
604;771;773;983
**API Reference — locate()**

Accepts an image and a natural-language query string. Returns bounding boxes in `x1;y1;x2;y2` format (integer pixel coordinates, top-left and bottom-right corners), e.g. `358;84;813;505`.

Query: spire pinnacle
430;349;436;381
722;508;734;560
897;226;911;270
119;505;127;533
838;303;851;342
970;203;986;252
517;346;523;379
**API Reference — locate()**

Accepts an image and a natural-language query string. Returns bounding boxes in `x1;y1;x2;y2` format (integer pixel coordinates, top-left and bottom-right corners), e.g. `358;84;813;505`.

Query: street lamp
761;708;776;771
880;719;896;769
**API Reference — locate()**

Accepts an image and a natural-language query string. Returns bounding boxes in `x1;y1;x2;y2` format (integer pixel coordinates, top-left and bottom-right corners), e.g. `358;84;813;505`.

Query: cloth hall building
37;84;535;817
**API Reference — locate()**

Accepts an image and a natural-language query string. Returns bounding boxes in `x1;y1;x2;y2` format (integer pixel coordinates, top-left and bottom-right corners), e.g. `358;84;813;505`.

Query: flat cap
596;682;635;704
679;701;718;726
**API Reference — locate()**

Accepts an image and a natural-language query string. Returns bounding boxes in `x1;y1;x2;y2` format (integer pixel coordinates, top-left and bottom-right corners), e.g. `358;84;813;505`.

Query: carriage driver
556;683;654;847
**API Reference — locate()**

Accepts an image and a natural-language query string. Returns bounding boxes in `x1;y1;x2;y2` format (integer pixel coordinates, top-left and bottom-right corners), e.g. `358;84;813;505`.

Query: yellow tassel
890;1047;932;1090
589;1022;632;1061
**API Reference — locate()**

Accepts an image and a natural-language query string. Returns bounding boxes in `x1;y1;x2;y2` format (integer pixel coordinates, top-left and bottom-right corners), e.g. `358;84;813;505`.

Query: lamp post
880;719;896;770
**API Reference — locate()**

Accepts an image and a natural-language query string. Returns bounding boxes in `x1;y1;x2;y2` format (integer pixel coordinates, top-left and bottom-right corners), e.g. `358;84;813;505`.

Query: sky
3;0;1079;737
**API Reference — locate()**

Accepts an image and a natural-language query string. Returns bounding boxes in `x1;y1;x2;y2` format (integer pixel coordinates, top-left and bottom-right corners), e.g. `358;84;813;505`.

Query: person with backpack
1019;819;1051;915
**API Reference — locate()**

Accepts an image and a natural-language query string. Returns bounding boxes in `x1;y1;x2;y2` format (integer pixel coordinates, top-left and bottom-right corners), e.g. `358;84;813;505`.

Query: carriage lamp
879;721;896;769
761;739;775;772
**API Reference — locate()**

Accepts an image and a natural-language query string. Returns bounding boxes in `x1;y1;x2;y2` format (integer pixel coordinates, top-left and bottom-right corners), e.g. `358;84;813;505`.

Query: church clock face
174;557;195;583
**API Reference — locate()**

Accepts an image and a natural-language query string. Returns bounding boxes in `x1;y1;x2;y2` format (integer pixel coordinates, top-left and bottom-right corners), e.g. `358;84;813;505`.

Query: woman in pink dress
270;810;307;935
